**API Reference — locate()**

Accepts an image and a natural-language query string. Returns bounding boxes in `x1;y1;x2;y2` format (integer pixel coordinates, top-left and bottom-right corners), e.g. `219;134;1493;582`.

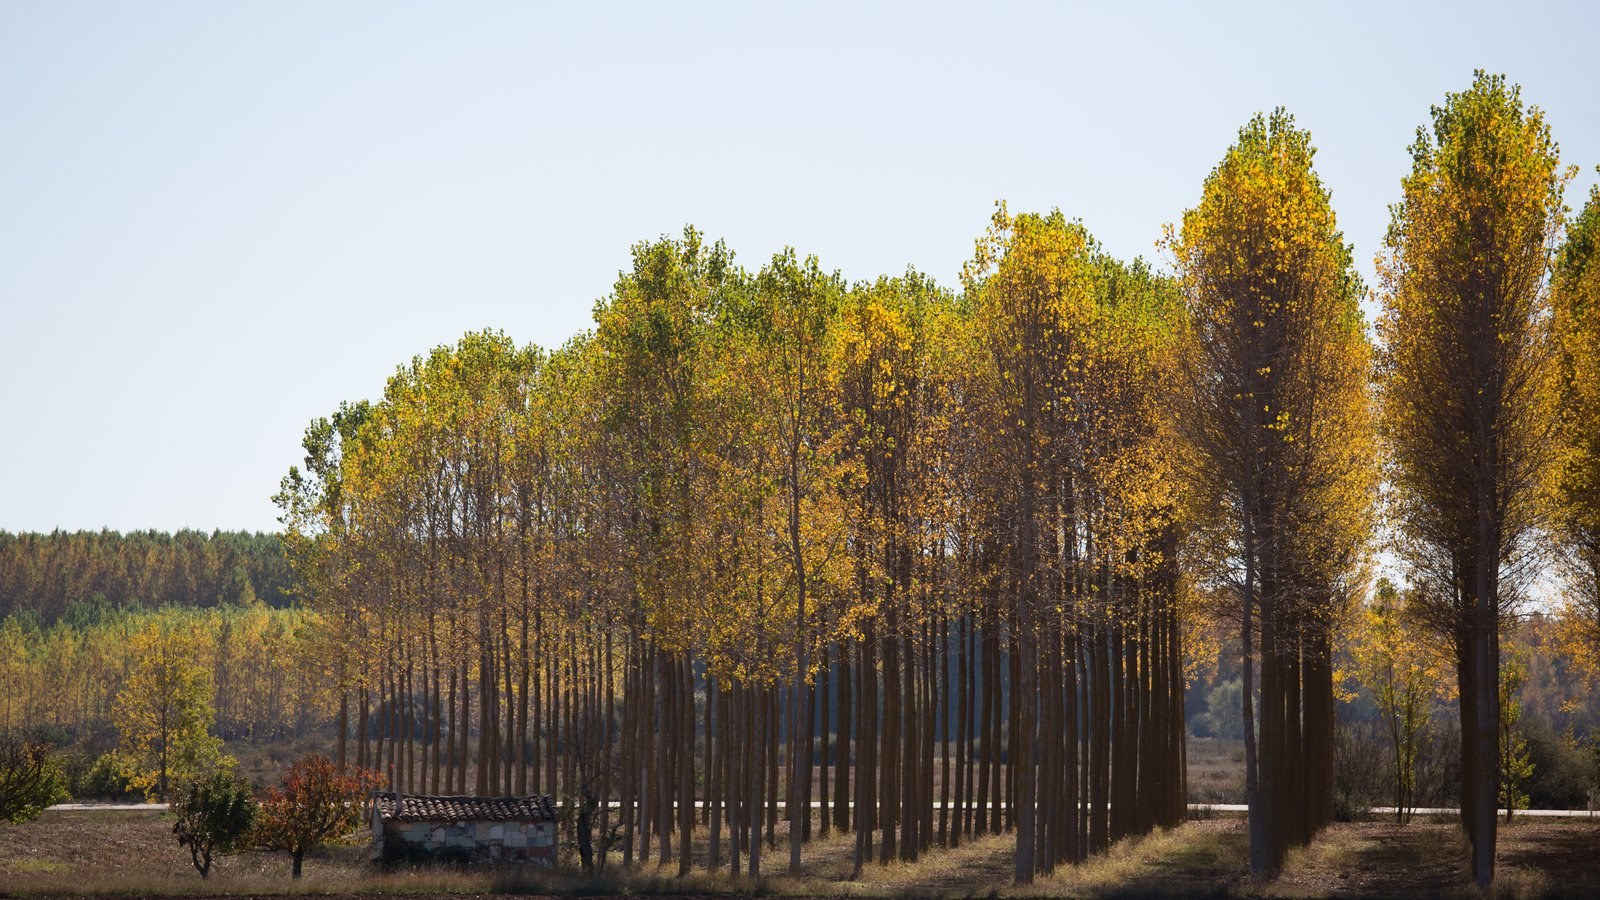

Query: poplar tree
1554;181;1600;674
593;229;731;873
966;206;1101;883
1378;72;1567;888
749;250;842;874
1172;110;1373;878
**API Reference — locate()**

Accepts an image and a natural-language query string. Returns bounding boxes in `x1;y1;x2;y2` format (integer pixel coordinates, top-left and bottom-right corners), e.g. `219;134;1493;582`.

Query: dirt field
2;807;1597;898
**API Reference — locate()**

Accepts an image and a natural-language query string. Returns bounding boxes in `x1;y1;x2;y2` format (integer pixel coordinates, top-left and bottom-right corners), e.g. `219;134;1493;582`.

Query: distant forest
0;530;293;621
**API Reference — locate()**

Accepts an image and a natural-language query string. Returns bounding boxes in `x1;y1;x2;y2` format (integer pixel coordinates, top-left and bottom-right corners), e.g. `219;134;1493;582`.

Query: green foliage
1553;179;1600;684
1;604;331;742
172;771;258;878
1201;679;1244;740
1523;721;1595;810
67;752;136;802
1378;69;1567;616
0;530;293;621
0;734;69;823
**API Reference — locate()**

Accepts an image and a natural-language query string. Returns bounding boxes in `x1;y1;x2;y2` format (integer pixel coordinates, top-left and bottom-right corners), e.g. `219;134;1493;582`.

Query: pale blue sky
3;1;1597;533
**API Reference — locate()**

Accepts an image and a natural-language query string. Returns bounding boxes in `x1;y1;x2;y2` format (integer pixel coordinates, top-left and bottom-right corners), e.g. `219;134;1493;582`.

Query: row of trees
0;530;293;621
279;206;1198;882
0;605;328;743
258;70;1600;888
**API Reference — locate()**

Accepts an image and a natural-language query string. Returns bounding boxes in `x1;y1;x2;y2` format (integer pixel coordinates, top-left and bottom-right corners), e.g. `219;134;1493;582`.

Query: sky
2;1;1597;534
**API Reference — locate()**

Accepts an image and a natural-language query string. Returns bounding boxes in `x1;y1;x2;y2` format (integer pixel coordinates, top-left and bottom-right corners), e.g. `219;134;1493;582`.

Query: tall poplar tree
1172;110;1373;878
748;250;842;874
594;229;732;872
966;206;1100;883
1554;181;1600;674
1378;72;1568;888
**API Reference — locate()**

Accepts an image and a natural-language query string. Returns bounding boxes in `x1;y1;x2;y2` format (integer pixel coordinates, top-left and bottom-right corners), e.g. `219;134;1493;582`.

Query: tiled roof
375;792;556;822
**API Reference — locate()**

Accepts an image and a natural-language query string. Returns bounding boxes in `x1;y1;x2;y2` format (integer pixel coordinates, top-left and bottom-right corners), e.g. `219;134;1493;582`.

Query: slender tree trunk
1242;507;1266;879
459;661;472;795
621;642;637;868
976;604;993;837
357;687;370;772
880;610;900;864
1109;621;1126;843
767;684;780;849
709;674;723;869
835;648;851;834
751;683;764;877
1470;538;1499;888
730;680;743;877
654;647;671;866
900;630;918;861
602;629;615;871
679;653;695;875
804;677;817;841
955;611;969;846
337;688;349;771
939;614;951;847
819;650;831;837
1090;623;1109;854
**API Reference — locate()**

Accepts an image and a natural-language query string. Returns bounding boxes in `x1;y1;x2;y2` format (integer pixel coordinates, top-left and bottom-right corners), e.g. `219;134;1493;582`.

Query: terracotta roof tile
375;792;556;822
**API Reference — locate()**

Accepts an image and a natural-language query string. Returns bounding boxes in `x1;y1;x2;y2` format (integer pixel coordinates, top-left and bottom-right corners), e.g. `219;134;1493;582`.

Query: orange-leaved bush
254;754;383;878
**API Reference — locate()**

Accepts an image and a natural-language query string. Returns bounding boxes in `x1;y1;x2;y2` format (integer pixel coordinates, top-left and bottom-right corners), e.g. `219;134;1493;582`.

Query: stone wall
380;818;556;866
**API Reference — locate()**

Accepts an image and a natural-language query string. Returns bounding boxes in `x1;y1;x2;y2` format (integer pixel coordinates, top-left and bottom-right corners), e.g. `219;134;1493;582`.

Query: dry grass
1263;817;1600;899
1186;739;1246;805
841;832;1015;896
4;807;1599;898
1036;820;1246;897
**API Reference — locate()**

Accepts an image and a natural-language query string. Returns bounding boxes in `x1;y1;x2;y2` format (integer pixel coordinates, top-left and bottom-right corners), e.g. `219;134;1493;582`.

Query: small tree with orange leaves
254;754;382;878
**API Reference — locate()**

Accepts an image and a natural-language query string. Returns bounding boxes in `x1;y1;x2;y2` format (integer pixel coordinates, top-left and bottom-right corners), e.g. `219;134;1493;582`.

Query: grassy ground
1186;738;1246;805
2;807;1597;898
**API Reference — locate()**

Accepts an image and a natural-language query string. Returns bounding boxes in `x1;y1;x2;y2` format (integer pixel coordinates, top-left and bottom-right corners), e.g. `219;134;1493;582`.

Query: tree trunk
1470;550;1499;888
678;653;695;875
834;648;851;834
655;647;671;866
1242;507;1266;879
819;652;831;838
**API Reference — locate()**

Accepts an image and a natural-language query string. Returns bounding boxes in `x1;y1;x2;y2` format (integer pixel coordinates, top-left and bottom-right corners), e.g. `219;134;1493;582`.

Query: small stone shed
372;792;558;866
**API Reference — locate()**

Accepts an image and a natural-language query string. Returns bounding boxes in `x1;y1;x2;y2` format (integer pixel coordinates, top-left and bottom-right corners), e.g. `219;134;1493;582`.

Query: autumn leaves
1171;111;1373;879
1377;72;1575;888
274;71;1598;890
1173;74;1592;889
